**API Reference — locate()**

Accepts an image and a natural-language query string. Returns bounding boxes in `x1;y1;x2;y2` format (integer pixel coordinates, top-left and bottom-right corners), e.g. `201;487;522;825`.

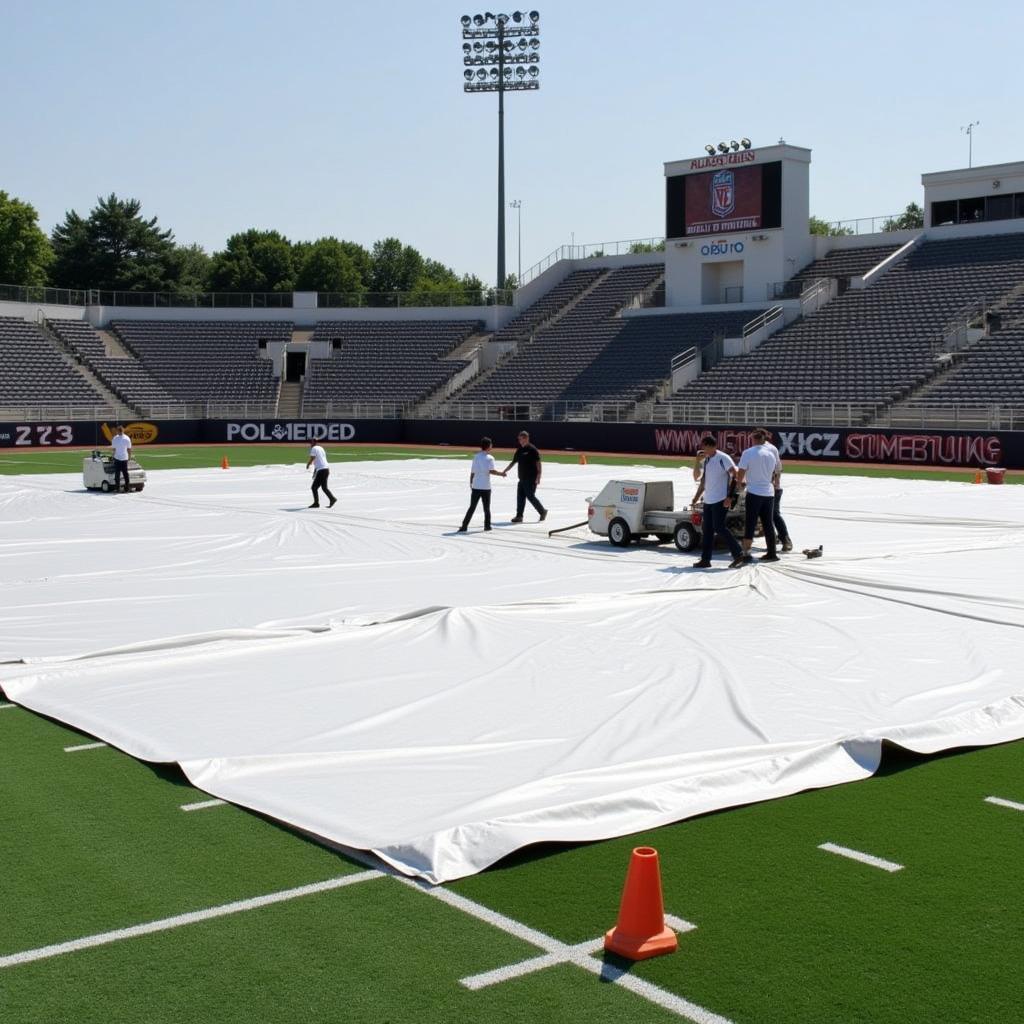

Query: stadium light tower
461;11;540;293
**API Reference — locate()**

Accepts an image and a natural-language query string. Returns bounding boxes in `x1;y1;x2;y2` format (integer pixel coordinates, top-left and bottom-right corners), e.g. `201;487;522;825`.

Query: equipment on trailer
585;479;745;552
83;450;147;492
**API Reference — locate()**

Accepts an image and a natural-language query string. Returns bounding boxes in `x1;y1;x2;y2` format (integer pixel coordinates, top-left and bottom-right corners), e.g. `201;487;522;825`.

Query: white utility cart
83;450;147;493
586;479;700;551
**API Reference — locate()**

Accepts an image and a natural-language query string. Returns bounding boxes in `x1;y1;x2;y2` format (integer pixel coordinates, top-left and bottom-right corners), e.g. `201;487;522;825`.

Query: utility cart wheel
134;484;145;492
674;522;700;552
608;517;632;547
100;480;111;493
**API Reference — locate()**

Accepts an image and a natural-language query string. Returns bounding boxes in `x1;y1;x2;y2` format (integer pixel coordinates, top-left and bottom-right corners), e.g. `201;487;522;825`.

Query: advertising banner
404;420;1024;470
2;418;1021;469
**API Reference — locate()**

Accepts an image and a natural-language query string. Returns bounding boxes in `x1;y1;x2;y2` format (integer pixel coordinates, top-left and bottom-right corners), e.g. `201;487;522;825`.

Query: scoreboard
666;157;782;238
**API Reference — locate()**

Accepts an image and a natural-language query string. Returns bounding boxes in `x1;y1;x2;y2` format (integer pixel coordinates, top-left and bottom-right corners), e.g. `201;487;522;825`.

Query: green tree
50;194;179;291
809;216;854;237
628;241;666;254
462;273;487;305
173;243;212;294
339;240;372;288
0;190;52;285
295;237;364;296
209;229;295;292
370;237;423;294
882;202;924;231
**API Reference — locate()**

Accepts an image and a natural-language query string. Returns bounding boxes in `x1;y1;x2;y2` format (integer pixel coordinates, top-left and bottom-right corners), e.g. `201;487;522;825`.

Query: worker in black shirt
502;430;548;523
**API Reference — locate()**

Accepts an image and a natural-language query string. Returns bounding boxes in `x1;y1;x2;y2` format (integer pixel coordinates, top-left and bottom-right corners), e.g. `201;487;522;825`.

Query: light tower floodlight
704;144;716;156
729;140;739;151
461;11;541;293
717;142;729;154
740;137;751;149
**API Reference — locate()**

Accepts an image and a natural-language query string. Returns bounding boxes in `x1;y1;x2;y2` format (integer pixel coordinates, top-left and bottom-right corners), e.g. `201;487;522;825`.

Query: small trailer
83;450;147;492
586;478;745;552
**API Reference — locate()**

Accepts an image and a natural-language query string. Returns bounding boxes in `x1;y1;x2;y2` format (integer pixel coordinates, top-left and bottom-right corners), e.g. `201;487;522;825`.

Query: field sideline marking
0;702;15;710
818;842;904;872
180;799;227;812
396;876;728;1023
985;796;1024;813
0;870;383;969
461;913;698;992
63;742;108;753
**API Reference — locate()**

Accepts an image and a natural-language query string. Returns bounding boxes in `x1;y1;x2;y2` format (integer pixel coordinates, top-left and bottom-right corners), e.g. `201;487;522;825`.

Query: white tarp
3;459;1023;882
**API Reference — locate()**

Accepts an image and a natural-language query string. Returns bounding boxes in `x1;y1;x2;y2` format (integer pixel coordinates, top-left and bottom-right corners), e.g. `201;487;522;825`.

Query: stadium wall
3;419;1022;469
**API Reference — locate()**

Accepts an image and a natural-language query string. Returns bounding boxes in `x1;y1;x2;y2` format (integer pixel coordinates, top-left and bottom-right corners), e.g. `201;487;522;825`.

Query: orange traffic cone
579;453;588;465
221;455;229;470
604;847;677;961
973;469;984;484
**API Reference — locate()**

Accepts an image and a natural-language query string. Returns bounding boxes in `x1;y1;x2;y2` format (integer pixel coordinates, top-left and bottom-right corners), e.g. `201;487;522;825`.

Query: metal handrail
742;306;783;340
316;289;514;309
821;214;905;236
934;298;989;353
518;237;665;286
0;283;90;306
0;283;515;311
799;278;832;317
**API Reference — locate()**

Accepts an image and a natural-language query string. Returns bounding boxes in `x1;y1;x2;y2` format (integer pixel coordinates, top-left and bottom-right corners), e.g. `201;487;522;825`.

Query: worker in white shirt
735;428;781;564
305;443;337;509
458;437;504;533
691;434;744;569
110;425;132;493
759;428;793;552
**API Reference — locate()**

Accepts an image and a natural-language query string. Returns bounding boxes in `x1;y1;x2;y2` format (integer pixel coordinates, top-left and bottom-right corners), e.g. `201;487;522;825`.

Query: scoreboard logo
711;171;735;219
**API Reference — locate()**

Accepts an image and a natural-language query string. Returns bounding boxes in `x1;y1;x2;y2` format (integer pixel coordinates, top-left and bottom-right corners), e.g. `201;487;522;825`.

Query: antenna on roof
960;120;980;168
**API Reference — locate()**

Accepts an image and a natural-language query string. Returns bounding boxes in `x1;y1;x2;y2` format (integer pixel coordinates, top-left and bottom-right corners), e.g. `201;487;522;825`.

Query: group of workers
300;428;791;558
690;428;792;568
299;430;549;530
108;423;790;563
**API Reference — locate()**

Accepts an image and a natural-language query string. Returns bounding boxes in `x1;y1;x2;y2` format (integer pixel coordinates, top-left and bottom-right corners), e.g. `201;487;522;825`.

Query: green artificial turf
2;704;1022;1023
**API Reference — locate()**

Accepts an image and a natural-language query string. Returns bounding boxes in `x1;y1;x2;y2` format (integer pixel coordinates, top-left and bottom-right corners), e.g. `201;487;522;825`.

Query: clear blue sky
2;0;1020;284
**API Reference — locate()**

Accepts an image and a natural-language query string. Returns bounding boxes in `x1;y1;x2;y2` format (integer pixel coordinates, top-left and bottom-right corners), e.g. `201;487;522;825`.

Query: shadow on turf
475;739;993;878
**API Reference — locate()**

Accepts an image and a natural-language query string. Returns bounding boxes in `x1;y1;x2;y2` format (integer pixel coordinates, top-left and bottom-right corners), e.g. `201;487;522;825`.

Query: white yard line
63;742;108;752
399;877;727;1023
180;799;228;812
462;939;605;990
664;914;698;934
985;795;1024;813
0;799;725;1021
0;870;383;969
0;702;16;710
461;913;698;991
818;842;904;873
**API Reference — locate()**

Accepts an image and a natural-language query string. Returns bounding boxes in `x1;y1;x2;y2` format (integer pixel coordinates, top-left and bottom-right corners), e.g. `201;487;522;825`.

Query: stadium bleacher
787;244;902;293
674;233;1024;409
49;319;175;411
491;268;605;344
302;320;482;405
0;316;106;407
916;289;1024;404
560;310;761;403
111;320;284;403
461;264;664;401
